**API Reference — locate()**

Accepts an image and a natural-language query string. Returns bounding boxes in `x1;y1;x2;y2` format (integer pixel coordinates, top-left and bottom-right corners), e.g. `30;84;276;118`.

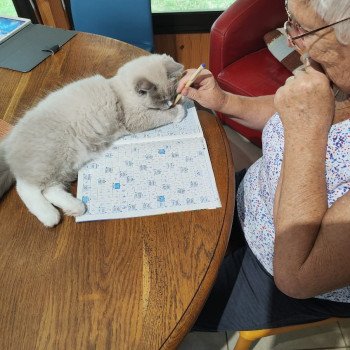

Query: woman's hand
176;68;228;111
274;64;334;138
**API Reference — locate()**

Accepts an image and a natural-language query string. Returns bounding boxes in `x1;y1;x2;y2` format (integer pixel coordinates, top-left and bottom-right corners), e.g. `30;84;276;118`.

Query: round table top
0;33;234;350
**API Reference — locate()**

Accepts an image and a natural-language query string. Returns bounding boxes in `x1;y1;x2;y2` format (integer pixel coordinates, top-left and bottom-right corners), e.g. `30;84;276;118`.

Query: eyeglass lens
284;0;307;50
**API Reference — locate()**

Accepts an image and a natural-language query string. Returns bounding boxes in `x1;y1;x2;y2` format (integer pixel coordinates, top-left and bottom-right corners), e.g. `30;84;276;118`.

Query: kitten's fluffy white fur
0;54;185;227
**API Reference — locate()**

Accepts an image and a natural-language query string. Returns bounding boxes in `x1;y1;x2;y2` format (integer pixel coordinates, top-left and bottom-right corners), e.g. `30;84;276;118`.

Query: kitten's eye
138;90;147;95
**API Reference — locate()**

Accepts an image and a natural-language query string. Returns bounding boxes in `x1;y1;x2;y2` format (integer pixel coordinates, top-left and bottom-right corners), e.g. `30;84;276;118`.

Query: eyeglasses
284;0;350;50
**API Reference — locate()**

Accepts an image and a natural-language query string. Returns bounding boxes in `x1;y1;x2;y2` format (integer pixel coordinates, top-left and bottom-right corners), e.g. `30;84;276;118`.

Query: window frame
152;11;223;34
65;0;224;34
15;0;224;34
12;0;39;23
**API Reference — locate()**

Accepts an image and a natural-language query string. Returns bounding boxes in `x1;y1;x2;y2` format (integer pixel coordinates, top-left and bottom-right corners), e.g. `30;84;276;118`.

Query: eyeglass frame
284;0;350;42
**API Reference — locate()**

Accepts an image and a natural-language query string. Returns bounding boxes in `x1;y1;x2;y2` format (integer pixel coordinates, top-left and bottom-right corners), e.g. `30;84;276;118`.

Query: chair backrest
210;0;286;77
209;0;287;147
69;0;154;52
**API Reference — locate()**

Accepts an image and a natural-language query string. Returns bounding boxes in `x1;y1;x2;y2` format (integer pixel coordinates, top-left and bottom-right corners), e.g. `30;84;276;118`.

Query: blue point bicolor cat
0;54;185;227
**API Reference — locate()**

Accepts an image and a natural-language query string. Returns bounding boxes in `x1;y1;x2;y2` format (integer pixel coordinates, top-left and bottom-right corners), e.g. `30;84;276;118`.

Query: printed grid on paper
76;137;221;222
76;101;221;222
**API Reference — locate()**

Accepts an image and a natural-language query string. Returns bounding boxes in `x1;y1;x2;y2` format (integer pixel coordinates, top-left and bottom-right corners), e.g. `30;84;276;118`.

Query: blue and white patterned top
237;113;350;303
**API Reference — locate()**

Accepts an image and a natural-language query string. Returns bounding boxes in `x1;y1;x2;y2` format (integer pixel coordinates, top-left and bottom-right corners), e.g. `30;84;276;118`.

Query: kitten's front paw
38;208;61;227
64;199;86;217
173;104;186;123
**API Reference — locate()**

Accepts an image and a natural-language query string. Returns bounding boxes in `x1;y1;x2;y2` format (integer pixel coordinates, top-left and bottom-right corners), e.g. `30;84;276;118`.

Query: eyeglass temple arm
291;16;350;40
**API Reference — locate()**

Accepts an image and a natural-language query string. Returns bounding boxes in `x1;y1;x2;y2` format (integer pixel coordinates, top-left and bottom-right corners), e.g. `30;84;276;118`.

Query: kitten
0;54;185;227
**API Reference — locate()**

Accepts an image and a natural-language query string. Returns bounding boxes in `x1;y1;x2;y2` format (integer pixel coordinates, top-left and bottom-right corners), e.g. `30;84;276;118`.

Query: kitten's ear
161;54;184;78
135;78;155;95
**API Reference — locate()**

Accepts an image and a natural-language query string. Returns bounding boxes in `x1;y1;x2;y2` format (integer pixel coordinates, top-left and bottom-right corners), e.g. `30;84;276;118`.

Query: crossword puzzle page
76;101;221;222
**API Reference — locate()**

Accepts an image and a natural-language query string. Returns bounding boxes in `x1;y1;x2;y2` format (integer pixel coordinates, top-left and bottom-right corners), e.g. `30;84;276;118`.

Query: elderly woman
177;0;350;331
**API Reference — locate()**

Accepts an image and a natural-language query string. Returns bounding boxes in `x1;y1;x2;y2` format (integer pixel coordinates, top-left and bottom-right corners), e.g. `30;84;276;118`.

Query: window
152;0;235;34
151;0;234;13
0;0;17;17
1;1;38;23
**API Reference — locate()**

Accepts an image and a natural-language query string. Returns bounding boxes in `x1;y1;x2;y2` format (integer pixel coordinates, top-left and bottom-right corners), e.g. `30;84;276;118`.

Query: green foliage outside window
151;0;234;13
0;1;234;17
0;0;17;17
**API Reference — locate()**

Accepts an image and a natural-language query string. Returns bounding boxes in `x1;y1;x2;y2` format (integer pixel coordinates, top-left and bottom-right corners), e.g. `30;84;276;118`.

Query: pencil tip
201;63;206;68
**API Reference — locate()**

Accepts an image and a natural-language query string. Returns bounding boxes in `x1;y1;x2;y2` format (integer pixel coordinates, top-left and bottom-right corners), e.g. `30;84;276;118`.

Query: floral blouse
237;113;350;303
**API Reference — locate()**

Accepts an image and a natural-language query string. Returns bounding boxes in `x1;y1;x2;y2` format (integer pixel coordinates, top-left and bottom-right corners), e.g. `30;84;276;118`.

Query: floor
178;319;350;350
178;126;350;349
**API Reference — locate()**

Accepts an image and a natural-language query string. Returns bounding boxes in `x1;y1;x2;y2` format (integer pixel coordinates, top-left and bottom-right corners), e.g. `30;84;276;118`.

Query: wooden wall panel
154;33;210;69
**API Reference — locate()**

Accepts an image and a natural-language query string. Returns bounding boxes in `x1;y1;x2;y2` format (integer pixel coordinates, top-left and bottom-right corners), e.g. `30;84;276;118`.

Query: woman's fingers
176;69;212;93
285;76;295;84
175;68;227;111
177;69;197;93
275;58;334;136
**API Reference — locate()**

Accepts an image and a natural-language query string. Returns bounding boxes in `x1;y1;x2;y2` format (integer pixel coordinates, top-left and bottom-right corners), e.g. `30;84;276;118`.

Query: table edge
161;111;235;349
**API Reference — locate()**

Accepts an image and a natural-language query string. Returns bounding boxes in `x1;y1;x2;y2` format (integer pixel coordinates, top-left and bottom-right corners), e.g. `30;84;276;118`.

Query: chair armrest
209;0;287;77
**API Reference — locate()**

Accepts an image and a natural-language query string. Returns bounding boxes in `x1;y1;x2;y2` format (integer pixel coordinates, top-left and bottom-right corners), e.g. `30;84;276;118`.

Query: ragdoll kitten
0;54;185;227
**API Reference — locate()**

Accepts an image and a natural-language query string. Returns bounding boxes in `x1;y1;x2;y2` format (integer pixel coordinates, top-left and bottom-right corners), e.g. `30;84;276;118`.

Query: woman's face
288;0;350;93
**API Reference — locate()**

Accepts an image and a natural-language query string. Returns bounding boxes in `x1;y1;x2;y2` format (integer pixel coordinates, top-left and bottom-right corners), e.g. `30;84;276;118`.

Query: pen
173;63;206;105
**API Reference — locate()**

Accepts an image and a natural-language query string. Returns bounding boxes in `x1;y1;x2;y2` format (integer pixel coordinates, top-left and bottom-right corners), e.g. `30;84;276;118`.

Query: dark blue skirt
192;170;350;332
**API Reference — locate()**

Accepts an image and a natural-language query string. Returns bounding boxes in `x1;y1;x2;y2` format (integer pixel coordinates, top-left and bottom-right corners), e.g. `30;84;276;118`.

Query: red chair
210;0;292;147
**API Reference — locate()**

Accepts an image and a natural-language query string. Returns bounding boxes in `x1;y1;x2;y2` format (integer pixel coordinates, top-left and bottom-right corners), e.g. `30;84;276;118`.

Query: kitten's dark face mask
134;56;184;110
135;77;179;110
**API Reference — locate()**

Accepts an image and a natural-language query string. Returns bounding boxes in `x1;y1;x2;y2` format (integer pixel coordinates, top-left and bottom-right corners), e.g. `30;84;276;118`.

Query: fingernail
300;53;310;67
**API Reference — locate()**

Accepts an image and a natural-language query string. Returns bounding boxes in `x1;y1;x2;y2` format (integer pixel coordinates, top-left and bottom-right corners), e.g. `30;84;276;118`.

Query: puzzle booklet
76;101;221;222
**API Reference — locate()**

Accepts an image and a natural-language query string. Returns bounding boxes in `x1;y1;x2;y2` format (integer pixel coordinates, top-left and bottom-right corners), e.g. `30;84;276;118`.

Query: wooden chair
35;0;71;29
233;318;338;350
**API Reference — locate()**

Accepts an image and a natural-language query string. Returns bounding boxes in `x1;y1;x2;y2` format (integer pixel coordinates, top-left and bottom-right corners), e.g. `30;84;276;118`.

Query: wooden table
0;33;234;350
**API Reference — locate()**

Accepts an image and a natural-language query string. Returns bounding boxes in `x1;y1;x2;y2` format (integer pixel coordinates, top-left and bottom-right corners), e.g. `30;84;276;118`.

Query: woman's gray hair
309;0;350;44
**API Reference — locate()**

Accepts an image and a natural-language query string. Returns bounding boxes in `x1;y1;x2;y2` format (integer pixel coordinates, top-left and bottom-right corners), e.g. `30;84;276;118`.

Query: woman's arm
177;69;276;131
273;65;350;298
221;93;276;130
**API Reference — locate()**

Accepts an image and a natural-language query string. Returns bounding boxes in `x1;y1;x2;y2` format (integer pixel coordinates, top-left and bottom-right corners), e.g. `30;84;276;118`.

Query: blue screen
0;17;25;35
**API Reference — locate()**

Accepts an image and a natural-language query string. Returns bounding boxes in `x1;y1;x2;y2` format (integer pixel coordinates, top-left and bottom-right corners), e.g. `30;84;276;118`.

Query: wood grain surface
154;33;210;70
0;33;234;350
